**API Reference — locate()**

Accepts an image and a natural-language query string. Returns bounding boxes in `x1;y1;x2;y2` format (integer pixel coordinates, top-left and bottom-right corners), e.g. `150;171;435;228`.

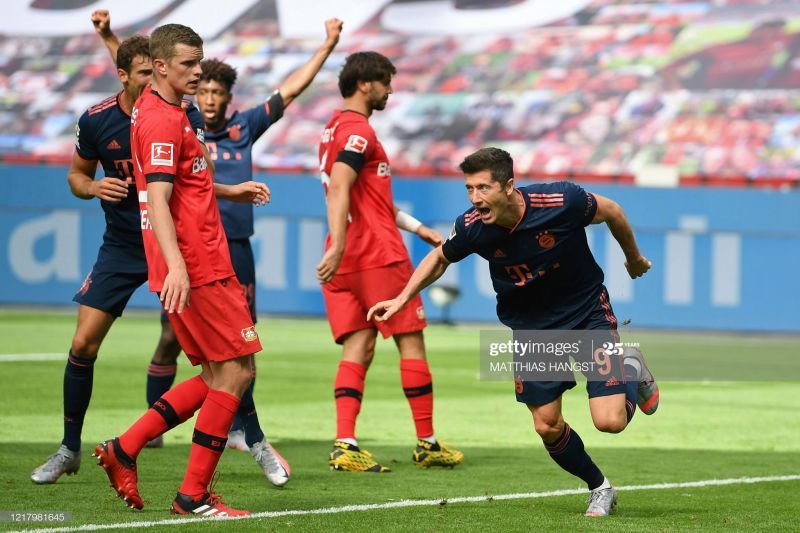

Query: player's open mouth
478;207;491;218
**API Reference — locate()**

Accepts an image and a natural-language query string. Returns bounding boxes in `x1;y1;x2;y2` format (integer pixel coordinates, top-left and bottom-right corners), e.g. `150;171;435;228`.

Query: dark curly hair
116;35;150;73
200;59;238;92
338;52;396;98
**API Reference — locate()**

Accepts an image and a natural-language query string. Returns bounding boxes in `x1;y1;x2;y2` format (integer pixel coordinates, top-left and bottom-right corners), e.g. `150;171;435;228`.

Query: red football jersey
131;86;234;292
319;110;408;274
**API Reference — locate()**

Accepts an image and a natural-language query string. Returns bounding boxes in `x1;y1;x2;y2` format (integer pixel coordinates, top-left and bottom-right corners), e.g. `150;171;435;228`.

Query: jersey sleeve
183;102;206;144
74;111;99;161
441;215;473;263
333;120;376;175
562;181;597;228
136;112;183;183
244;90;285;142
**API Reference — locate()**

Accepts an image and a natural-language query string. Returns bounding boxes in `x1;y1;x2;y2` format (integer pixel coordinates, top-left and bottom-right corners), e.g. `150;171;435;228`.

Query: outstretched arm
367;247;451;322
214;181;270;206
91;10;120;64
393;205;444;246
278;18;343;109
592;193;651;279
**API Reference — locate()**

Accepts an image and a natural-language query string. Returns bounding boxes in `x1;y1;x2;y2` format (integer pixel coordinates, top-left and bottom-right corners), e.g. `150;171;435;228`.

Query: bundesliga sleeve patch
151;143;174;166
344;134;368;153
448;223;457;240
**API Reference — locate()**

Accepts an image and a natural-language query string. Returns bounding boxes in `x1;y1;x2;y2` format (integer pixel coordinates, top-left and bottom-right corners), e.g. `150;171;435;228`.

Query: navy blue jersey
74;91;204;272
442;181;604;329
206;91;284;239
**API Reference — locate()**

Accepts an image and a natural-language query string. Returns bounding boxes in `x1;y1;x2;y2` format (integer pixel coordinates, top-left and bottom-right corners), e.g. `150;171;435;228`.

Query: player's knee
70;333;101;358
154;324;182;361
342;330;377;368
357;348;375;369
394;332;426;359
534;416;564;442
152;351;179;365
238;364;255;386
158;324;180;349
594;416;627;434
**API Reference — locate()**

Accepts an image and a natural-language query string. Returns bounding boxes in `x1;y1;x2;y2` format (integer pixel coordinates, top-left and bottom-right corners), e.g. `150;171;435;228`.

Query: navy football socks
238;379;265;447
146;360;177;407
62;351;96;452
544;423;605;490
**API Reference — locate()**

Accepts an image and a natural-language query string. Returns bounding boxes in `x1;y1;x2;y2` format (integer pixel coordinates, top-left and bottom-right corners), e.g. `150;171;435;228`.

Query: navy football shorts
513;288;627;406
73;263;148;318
159;237;257;324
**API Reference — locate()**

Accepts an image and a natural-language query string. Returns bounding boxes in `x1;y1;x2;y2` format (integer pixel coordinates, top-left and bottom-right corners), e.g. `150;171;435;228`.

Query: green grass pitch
0;309;798;532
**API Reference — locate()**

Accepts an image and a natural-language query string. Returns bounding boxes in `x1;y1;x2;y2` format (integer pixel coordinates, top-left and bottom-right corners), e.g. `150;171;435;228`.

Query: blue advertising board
1;163;798;331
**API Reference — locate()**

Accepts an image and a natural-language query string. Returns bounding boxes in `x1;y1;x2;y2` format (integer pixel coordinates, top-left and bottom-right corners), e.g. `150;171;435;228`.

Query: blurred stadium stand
2;0;800;185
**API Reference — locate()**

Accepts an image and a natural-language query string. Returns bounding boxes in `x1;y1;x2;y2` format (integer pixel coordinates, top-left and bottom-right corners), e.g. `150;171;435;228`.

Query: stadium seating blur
2;0;799;184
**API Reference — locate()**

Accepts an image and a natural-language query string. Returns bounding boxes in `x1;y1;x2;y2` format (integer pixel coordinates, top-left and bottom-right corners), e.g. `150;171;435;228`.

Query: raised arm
278;18;343;109
91;10;120;64
367;246;451;322
591;193;651;279
316;161;356;283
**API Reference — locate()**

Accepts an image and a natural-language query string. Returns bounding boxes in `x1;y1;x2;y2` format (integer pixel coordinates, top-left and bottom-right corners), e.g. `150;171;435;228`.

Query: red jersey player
317;51;463;472
94;24;258;517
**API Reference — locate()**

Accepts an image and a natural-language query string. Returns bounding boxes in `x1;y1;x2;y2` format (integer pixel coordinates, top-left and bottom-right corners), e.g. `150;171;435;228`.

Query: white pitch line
0;353;63;362
16;474;800;533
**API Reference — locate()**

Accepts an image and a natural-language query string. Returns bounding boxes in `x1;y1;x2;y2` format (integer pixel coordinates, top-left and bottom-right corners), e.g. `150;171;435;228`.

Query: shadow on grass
1;441;798;524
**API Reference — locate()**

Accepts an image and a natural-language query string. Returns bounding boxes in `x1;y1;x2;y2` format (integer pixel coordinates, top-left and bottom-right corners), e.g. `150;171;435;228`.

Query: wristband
395;209;423;233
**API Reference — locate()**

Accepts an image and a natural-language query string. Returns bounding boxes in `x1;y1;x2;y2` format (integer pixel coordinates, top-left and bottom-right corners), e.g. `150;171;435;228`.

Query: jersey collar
115;91;132;118
150;87;182;107
206;116;230;133
498;189;526;233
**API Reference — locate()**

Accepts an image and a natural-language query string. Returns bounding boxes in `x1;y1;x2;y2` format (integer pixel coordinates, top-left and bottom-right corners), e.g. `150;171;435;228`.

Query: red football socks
118;375;209;459
400;358;434;438
334;360;366;440
179;389;240;499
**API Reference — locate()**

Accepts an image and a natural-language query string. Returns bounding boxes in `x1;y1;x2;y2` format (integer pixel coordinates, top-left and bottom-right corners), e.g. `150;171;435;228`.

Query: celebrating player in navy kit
93;10;342;485
369;147;660;517
31;33;268;485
